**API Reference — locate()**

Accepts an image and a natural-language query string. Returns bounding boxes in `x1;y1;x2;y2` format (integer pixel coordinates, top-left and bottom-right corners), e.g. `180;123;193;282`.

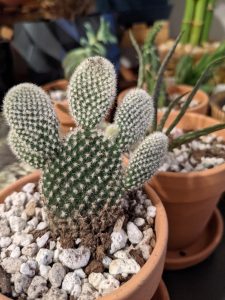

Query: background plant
4;56;168;240
175;41;225;93
181;0;217;46
130;28;225;148
62;17;117;79
129;21;168;108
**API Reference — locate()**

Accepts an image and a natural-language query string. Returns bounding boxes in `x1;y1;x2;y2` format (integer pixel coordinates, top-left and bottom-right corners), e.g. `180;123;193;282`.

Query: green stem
152;32;183;131
169;123;225;150
189;0;208;46
166;57;225;136
129;30;144;88
181;0;196;44
200;0;217;43
157;92;190;131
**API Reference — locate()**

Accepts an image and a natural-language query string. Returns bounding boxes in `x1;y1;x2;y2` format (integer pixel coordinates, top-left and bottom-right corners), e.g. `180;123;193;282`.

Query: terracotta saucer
165;208;224;270
152;280;170;300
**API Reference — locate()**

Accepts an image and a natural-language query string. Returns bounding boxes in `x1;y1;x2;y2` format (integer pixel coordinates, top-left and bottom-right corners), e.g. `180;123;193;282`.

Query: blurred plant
129;26;225;148
175;41;225;93
129;21;168;107
62;17;117;79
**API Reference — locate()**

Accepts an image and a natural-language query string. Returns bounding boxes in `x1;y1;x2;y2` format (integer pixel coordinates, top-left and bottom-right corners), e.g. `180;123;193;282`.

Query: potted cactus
117;22;209;115
120;27;225;270
0;57;169;300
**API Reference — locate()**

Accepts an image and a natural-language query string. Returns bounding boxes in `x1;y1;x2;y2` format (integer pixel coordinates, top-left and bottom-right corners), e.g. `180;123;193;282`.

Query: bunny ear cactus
4;56;168;235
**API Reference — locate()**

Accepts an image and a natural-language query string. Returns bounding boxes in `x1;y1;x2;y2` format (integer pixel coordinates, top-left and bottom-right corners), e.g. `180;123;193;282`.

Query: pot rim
42;79;68;92
167;84;209;112
117;84;209;112
0;173;168;300
156;111;225;179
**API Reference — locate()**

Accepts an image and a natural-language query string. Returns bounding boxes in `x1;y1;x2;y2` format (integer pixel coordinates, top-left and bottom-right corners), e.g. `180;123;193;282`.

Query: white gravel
160;129;225;173
0;184;157;299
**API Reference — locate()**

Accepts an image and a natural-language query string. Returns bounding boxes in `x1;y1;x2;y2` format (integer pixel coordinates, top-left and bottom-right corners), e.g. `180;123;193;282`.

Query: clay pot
150;111;225;269
117;84;209;115
210;91;225;122
0;173;168;300
120;22;169;48
167;84;209;115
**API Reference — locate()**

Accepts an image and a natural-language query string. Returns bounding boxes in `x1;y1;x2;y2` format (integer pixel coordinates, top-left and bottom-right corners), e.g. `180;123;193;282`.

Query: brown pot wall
150;111;225;250
42;80;75;134
167;84;209;115
0;174;168;300
117;85;209;115
210;91;225;122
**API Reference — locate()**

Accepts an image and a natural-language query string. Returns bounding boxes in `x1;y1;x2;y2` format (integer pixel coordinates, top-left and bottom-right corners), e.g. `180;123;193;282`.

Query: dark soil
0;266;11;295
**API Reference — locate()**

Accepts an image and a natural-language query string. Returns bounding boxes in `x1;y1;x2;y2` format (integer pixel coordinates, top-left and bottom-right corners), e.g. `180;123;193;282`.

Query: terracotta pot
167;84;209;115
150;111;225;268
117;85;209;115
120;22;169;48
0;173;168;300
210;91;225;122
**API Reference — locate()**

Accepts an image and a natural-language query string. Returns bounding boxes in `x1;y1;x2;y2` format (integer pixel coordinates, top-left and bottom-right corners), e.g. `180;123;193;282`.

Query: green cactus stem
200;0;217;43
129;30;144;88
152;32;183;131
189;0;208;46
169;123;225;150
180;0;196;44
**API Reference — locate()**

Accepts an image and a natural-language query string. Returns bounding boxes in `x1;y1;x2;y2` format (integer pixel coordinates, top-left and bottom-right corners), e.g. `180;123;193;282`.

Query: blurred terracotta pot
0;174;168;300
117;84;209;115
167;84;209;115
150;111;225;269
210;91;225;122
42;79;74;134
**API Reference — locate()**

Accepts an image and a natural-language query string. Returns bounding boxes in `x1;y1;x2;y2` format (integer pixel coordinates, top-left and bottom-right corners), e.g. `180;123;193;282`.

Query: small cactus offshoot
4;56;168;222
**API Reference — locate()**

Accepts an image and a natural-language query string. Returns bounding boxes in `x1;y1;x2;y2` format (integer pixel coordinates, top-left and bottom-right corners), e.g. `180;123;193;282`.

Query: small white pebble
110;229;128;254
0;237;12;248
127;222;143;244
102;256;112;268
20;260;37;277
36;222;48;231
10;246;21;258
36;231;50;248
134;217;145;227
22;183;36;194
36;249;53;265
39;264;51;280
147;206;157;218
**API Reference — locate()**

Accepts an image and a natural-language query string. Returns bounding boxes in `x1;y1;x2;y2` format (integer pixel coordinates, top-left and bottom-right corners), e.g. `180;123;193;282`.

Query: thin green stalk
201;0;217;43
189;0;208;46
152;32;183;131
157;92;190;131
181;0;196;44
166;57;225;136
129;30;144;88
169;123;225;150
